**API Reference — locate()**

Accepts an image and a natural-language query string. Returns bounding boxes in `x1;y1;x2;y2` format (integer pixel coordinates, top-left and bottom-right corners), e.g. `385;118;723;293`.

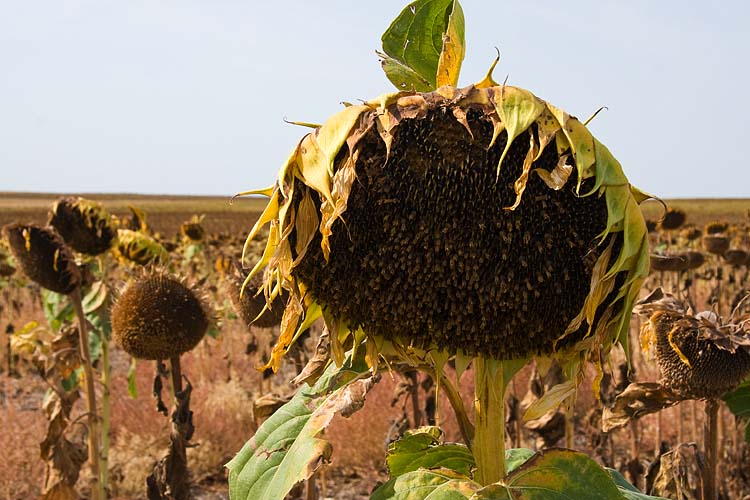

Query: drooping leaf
386;427;474;477
380;0;465;91
371;468;479;500
226;354;377;500
523;380;575;421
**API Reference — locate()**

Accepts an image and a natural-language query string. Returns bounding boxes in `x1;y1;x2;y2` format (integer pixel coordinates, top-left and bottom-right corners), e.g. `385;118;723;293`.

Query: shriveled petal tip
490;86;544;178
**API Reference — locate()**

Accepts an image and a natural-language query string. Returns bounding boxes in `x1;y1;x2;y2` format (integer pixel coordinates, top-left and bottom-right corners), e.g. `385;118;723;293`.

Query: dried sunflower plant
228;1;660;498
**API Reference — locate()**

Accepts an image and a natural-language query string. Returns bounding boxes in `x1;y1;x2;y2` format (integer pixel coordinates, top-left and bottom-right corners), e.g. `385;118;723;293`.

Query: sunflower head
181;215;206;242
114;229;169;267
702;234;730;256
660;208;686;231
644;309;750;399
48;197;116;256
226;268;287;329
724;248;749;267
111;272;210;359
650;253;689;273
3;223;80;294
242;83;651;373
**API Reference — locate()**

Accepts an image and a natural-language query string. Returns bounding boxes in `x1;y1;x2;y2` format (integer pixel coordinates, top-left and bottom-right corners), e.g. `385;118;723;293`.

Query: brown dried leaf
292;327;331;387
602;382;680;432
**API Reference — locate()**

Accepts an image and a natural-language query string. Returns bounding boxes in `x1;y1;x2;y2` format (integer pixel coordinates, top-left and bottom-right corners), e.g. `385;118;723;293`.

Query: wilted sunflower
115;229;169;266
49;197;116;256
3;223;81;294
241;83;650;374
181;215;206;242
636;289;750;399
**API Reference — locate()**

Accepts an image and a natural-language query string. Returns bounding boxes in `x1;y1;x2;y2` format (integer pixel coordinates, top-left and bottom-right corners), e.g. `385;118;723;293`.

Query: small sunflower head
225;268;287;329
650;253;690;273
111;272;210;359
723;248;749;267
181;215;206;242
243;84;651;372
702;234;730;256
684;251;705;270
660;208;686;231
48;197;116;256
682;226;702;242
3;224;80;294
705;221;728;235
115;229;169;267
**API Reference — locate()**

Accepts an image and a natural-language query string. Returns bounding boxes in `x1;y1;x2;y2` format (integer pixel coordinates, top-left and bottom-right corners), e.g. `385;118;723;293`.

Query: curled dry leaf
40;390;87;498
602;382;680;432
291;327;331;387
253;393;293;425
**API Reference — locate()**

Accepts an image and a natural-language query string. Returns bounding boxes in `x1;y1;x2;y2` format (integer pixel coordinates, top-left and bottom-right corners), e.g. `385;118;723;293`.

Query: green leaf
505;448;535;474
607;468;668;499
61;367;81;392
380;0;465;91
473;449;625;499
226;354;377;500
723;379;750;441
372;468;480;500
127;357;138;399
387;426;474;477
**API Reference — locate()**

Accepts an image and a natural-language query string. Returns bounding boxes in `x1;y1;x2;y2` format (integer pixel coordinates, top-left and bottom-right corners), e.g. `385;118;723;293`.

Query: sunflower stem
71;287;103;500
100;334;111;499
435;369;474;448
703;398;719;500
473;356;505;485
170;354;183;398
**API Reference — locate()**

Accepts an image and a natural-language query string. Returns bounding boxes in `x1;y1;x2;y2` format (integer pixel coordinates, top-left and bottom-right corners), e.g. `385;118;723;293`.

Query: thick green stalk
71;288;102;500
473;356;505;485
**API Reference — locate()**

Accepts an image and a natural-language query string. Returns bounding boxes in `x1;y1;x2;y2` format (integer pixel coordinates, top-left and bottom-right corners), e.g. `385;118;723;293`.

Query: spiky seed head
48;197;116;256
650;254;689;272
226;271;287;329
647;310;750;399
660;209;686;231
111;273;209;359
705;221;728;235
245;84;650;370
3;224;80;294
724;248;749;267
702;234;730;256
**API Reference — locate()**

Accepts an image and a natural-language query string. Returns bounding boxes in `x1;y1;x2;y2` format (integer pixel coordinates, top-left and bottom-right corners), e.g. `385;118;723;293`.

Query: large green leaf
473;449;624;499
226;355;376;500
372;468;480;500
723;379;750;440
379;0;465;91
386;426;474;477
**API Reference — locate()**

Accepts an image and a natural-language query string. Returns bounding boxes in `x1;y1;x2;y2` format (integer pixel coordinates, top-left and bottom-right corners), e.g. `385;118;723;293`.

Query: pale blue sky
1;1;747;198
